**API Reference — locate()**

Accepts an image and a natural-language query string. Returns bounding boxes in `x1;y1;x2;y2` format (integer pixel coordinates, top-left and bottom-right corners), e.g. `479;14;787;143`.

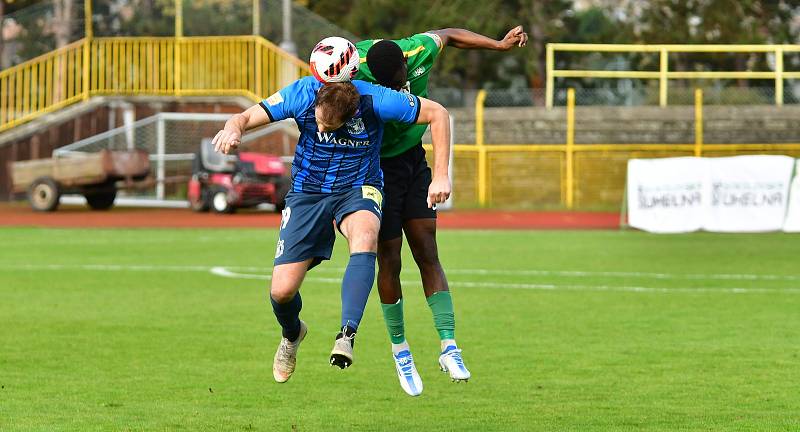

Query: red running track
0;203;620;230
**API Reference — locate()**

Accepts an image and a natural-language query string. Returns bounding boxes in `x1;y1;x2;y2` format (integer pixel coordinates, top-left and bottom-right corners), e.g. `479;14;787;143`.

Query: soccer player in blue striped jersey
212;75;452;383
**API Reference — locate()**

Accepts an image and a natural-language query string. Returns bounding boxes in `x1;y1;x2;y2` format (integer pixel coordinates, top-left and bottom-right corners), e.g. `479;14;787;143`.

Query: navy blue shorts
273;186;384;269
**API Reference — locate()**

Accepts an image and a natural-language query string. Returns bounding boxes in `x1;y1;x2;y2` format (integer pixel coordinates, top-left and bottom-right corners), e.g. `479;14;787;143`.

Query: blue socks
270;252;375;340
340;252;377;331
270;292;302;341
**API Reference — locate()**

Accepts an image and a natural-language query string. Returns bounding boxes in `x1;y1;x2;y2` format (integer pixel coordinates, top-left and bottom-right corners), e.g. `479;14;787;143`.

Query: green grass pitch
1;227;799;431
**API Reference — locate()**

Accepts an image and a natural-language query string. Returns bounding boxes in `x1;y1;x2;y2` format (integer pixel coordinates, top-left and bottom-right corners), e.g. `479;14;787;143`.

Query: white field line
2;263;799;282
209;267;800;295
2;263;798;295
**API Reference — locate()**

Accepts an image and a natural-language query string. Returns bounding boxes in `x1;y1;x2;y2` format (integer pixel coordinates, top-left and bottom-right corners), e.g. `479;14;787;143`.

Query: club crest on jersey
266;92;284;106
346;117;366;136
412;67;425;77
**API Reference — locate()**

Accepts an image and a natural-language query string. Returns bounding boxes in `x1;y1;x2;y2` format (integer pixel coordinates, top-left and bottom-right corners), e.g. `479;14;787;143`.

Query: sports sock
381;298;406;344
270;292;302;342
340;252;377;330
391;340;410;356
426;290;455;341
441;338;457;352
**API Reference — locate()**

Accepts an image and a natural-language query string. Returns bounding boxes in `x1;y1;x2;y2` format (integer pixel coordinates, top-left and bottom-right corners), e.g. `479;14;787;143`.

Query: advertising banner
783;160;800;233
627;156;795;233
627;157;708;233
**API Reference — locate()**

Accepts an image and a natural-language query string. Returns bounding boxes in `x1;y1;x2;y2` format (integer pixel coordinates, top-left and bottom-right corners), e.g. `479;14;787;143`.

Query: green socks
381;299;406;344
427;291;455;340
381;291;456;344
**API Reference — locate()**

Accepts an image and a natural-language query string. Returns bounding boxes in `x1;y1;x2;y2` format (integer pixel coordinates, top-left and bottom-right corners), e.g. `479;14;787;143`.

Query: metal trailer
10;150;151;212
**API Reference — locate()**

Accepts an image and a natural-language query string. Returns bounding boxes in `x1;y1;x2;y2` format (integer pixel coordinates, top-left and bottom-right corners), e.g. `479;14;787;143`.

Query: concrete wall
442;105;800;145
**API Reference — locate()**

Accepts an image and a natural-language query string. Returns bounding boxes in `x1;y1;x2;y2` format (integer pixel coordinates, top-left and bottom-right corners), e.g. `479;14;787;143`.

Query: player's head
315;82;360;132
367;40;407;90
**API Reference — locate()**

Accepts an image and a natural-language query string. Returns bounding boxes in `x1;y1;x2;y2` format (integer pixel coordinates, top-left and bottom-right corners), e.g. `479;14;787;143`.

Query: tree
53;0;74;48
627;0;800;82
306;0;535;88
1;0;5;69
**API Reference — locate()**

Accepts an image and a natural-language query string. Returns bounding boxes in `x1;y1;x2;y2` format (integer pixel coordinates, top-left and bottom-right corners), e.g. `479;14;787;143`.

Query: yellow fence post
174;0;183;96
476;89;486;147
253;1;262;97
565;88;575;208
694;88;703;157
82;0;93;100
475;89;488;207
546;44;554;109
659;47;668;107
175;0;183;38
255;39;262;97
775;47;784;106
253;0;261;36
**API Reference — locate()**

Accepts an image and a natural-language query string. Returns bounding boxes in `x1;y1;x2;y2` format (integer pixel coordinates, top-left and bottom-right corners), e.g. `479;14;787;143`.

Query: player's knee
410;241;440;268
342;212;380;253
348;226;379;253
378;248;402;277
270;282;298;304
378;237;403;270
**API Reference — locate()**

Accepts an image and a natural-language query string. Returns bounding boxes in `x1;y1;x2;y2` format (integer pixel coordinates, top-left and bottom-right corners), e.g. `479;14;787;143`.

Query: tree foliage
307;0;799;89
3;0;799;89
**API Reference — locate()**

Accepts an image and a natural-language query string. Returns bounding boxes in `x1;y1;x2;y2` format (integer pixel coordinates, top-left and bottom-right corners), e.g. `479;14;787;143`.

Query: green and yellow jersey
355;33;443;158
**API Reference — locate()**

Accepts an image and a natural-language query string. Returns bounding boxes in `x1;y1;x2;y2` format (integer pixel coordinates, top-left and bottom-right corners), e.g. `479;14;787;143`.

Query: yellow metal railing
447;86;800;209
0;35;309;133
546;43;800;108
474;89;488;206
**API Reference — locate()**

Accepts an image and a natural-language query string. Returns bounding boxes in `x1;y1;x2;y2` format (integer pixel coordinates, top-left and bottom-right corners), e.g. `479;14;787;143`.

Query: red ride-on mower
188;138;290;214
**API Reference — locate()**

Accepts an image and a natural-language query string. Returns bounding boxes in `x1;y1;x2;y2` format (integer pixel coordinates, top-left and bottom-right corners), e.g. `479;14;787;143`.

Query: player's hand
212;128;242;154
498;25;528;50
427;175;451;209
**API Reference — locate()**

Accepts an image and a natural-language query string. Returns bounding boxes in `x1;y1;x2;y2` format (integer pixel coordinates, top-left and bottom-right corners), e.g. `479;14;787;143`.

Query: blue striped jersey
259;76;421;193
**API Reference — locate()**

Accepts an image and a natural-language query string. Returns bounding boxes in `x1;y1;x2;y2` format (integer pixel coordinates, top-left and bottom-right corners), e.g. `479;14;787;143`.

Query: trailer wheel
211;187;235;214
85;187;117;210
28;177;61;212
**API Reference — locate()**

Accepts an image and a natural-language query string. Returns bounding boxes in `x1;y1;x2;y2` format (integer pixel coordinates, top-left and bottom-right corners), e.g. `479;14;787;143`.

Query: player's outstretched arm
212;104;271;154
430;26;528;51
416;97;451;207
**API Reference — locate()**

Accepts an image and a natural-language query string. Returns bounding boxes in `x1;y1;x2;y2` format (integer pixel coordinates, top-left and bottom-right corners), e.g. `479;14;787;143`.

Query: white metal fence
54;112;299;202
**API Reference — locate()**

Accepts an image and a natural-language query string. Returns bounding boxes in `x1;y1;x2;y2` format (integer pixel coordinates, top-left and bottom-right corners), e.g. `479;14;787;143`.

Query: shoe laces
276;339;293;363
395;351;414;374
444;348;464;367
339;329;356;346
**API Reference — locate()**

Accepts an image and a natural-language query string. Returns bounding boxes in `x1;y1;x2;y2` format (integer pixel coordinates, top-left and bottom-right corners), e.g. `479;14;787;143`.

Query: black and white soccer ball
310;37;359;83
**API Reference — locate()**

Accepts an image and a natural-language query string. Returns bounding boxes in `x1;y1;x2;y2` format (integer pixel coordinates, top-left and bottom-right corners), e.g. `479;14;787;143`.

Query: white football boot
330;327;356;369
439;345;471;382
273;320;308;383
393;348;423;396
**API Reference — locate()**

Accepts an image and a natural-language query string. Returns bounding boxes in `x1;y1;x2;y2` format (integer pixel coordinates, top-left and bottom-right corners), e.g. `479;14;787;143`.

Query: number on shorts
280;207;291;230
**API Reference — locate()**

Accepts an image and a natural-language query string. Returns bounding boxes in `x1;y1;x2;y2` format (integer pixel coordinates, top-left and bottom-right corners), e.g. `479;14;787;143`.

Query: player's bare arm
212;104;271;154
430;25;528;51
415;97;451;207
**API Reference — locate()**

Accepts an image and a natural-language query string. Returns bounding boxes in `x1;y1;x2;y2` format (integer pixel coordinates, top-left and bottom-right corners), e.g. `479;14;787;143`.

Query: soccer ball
309;37;359;83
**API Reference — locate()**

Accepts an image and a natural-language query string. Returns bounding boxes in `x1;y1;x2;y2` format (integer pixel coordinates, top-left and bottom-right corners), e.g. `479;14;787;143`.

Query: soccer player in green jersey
354;26;527;396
